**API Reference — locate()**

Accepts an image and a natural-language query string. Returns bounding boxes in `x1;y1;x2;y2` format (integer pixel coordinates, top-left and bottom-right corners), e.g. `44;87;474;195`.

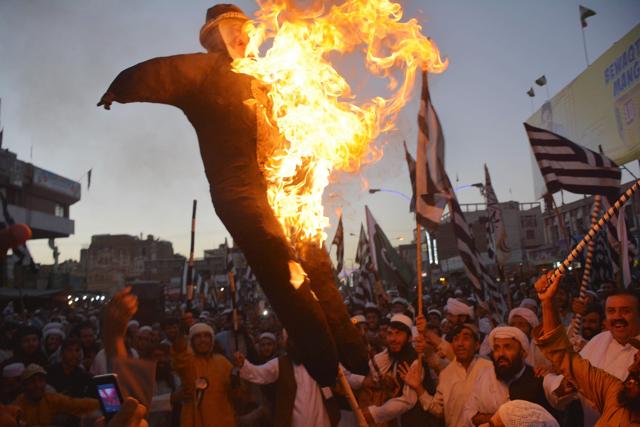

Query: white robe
239;358;331;427
462;365;527;427
418;356;493;427
543;330;640;427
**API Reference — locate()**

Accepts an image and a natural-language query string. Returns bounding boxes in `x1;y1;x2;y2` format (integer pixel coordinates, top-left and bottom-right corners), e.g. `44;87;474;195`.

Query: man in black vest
97;3;367;387
463;326;556;426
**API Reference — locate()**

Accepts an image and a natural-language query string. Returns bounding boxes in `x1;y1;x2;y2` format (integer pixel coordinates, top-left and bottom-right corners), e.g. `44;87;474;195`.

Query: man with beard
508;307;550;371
543;288;640;426
463;326;555;426
535;272;640;426
581;303;604;342
401;323;492;427
348;314;420;426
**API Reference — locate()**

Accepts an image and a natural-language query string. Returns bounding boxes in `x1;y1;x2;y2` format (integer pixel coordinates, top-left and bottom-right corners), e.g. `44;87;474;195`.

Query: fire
233;0;447;244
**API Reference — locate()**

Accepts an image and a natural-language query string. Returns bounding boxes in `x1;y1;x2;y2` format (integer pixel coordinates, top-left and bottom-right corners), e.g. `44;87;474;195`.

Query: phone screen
97;383;122;414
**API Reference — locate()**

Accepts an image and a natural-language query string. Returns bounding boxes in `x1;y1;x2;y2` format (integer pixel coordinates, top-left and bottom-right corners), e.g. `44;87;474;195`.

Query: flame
233;0;447;244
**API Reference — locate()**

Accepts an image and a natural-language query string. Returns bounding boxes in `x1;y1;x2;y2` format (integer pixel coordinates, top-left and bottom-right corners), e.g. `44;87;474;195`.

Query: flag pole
416;222;423;317
570;195;600;335
186;200;197;309
337;367;368;427
581;25;590;67
545;180;640;289
229;268;239;351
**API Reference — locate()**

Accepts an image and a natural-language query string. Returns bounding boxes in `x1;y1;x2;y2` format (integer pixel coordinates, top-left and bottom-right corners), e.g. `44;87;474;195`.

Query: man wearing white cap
463;326;555;426
42;324;65;365
256;332;279;364
508;307;549;370
348;314;421;426
391;298;410;315
172;321;235;426
445;298;474;331
1;363;24;404
351;315;367;337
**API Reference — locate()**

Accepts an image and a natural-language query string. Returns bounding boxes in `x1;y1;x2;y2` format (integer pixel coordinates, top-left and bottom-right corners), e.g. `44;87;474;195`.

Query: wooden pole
186;200;197;308
337;367;368;427
416;222;423;317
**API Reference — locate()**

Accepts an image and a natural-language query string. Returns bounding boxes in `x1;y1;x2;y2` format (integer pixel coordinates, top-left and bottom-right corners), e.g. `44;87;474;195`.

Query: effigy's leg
212;189;339;387
298;243;369;375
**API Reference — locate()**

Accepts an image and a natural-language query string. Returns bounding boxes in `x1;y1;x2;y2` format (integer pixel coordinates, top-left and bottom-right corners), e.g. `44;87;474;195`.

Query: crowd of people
0;269;638;427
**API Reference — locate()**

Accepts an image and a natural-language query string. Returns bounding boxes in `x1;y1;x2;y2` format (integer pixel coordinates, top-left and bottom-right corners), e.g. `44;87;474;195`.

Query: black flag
331;214;344;272
579;5;596;28
535;75;547;86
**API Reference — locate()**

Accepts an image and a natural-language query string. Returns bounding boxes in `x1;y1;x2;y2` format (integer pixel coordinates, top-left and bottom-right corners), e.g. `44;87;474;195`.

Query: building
0;148;80;240
435;201;544;274
80;234;176;292
0;147;81;290
531;180;640;266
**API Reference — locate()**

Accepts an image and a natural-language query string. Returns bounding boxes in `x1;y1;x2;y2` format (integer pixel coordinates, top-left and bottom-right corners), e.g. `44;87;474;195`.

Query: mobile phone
92;374;124;421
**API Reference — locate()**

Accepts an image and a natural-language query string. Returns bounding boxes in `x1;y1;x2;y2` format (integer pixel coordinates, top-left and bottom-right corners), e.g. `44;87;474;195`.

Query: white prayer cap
189;322;215;341
391;297;409;307
445;298;474;318
351;315;366;325
138;326;153;334
585;290;598;300
489;326;530;355
427;309;442;318
390;314;413;331
478;317;493;335
519;298;538;309
43;322;63;333
508;307;539;329
2;363;25;378
258;332;277;343
127;320;140;329
496;400;559;427
43;327;65;341
199;311;210;318
364;302;380;313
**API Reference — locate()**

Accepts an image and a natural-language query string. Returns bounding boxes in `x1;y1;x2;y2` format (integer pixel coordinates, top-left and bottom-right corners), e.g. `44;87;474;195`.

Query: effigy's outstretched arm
98;53;209;109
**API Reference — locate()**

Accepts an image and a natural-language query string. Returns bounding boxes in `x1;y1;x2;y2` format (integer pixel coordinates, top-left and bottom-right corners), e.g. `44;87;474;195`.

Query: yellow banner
528;24;640;197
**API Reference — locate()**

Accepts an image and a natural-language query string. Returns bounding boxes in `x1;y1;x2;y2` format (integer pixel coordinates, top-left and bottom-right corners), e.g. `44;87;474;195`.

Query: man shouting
97;3;367;387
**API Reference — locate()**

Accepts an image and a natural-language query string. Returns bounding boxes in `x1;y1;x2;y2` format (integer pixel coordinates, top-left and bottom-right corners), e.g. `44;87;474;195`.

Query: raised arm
534;272;621;413
98;53;210;109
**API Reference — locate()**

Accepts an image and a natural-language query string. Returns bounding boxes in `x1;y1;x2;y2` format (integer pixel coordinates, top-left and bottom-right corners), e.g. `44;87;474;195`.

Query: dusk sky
1;0;639;267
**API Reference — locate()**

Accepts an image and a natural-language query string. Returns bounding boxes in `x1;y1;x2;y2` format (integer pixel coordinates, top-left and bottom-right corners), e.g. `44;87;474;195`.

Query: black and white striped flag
602;195;635;287
484;164;511;266
331;214;344;273
355;224;370;268
524;123;621;197
448;193;507;321
413;71;449;232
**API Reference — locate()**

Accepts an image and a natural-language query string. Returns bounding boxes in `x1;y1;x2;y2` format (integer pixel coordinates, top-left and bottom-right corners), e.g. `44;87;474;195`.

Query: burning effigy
99;1;445;387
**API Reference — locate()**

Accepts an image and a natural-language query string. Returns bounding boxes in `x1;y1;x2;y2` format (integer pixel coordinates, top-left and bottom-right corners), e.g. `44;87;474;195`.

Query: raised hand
398;361;423;393
102;287;138;358
535;271;563;302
